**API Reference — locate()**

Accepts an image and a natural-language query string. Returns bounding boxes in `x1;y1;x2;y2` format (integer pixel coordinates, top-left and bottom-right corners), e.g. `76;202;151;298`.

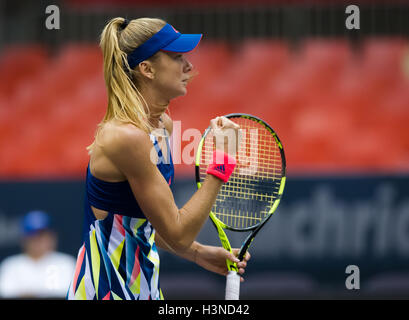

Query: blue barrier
0;173;408;298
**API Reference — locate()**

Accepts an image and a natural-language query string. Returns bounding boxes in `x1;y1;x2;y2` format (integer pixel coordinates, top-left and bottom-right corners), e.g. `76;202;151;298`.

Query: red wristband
206;150;236;183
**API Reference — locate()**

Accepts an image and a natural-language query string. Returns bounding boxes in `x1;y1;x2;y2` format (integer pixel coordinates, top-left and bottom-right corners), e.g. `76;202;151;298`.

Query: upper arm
101;125;183;248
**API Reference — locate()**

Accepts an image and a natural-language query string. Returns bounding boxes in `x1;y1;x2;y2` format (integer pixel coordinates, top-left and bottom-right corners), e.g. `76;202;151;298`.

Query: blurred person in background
0;210;76;298
67;17;249;300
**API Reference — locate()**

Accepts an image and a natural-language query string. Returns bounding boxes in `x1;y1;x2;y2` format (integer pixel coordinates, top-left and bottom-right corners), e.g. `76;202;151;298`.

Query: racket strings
199;117;284;230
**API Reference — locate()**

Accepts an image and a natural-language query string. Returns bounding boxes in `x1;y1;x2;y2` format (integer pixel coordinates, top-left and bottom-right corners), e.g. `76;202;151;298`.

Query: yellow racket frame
195;113;286;272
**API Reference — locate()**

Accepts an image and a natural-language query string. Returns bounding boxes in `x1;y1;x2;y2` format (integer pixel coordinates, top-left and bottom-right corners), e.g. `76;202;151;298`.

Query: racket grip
225;271;240;300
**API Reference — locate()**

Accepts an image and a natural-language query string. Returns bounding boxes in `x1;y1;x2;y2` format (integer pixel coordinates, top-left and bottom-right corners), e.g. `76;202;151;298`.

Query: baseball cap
127;23;202;69
21;210;52;236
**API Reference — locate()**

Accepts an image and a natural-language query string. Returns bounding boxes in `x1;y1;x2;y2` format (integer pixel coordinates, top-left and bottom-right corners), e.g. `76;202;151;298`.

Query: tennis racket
195;113;286;300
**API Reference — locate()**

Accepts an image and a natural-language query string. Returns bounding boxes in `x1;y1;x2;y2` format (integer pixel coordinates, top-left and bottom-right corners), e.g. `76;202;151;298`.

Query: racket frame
195;113;286;270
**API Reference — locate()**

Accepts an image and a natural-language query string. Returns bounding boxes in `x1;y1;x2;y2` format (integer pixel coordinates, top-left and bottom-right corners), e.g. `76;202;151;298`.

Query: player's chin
170;84;188;97
180;83;188;95
173;86;187;97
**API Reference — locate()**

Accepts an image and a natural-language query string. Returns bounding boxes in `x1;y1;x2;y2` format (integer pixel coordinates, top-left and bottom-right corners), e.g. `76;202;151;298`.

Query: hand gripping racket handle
225;271;240;300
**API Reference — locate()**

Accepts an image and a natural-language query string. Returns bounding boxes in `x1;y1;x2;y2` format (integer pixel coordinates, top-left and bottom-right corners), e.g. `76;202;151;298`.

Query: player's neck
139;85;169;128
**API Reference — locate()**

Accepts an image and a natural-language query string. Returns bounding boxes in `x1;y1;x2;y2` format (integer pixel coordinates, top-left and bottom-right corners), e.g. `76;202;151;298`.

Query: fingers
236;259;247;278
226;251;246;282
210;116;224;130
209;117;219;130
210;116;240;154
237;266;246;283
243;251;251;262
220;117;240;130
237;259;247;269
210;116;240;130
226;251;240;264
229;249;251;280
231;249;251;262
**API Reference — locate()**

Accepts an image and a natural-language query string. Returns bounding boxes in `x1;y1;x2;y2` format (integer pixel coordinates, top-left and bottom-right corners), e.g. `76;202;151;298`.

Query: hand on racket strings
209;116;242;156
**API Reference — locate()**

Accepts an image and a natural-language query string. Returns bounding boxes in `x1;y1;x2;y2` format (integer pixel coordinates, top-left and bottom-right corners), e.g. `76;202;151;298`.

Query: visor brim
161;34;203;53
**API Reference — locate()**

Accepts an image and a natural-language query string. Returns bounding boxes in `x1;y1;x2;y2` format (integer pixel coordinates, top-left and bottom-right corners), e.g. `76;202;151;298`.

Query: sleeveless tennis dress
67;133;173;300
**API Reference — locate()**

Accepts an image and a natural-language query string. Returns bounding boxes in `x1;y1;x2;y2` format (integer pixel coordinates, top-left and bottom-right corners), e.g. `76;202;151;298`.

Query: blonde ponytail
87;17;166;152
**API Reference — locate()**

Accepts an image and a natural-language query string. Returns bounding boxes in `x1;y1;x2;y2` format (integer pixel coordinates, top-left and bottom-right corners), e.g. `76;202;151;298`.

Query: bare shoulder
99;121;152;159
161;112;173;135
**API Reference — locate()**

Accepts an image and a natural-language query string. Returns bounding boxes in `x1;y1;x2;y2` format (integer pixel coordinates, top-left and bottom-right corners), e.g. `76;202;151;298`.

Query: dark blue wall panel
1;174;408;298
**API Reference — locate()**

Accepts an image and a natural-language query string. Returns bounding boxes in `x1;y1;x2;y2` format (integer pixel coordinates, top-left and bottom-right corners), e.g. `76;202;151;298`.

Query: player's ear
138;61;155;80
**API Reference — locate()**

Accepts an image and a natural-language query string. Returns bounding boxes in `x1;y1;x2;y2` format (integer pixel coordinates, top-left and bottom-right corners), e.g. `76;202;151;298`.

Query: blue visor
127;23;202;70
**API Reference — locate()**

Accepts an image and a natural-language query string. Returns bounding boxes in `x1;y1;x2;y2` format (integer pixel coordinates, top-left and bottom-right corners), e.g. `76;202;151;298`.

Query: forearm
175;174;222;250
132;171;222;253
156;232;200;263
156;234;246;279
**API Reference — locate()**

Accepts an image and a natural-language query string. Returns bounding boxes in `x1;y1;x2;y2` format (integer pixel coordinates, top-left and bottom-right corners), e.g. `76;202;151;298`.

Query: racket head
195;113;286;232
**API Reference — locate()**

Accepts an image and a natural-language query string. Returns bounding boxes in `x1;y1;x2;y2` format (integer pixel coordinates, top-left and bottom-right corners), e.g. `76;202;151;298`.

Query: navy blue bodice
82;133;174;239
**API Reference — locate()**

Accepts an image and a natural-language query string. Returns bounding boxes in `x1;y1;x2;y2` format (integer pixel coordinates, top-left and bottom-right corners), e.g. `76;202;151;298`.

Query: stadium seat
1;38;409;178
293;38;354;102
0;45;48;98
360;37;408;98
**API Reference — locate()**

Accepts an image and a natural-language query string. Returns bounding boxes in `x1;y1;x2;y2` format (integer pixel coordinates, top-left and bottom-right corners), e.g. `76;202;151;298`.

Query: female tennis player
67;17;250;300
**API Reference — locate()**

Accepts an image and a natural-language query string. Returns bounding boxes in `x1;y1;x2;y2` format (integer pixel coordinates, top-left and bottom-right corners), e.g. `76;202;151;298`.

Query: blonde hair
87;17;167;152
